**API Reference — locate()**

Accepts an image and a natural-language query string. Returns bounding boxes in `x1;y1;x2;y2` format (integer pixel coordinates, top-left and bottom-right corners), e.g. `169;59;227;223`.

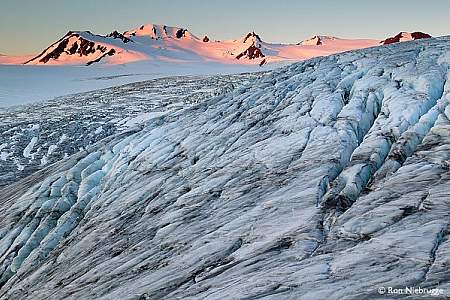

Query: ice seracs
0;74;262;186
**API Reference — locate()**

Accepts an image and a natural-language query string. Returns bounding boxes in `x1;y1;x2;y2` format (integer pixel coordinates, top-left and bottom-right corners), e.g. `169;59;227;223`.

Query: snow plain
0;62;266;107
0;37;450;299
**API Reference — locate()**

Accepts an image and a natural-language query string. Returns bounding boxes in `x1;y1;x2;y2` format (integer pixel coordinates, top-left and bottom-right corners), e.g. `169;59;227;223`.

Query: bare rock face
381;31;432;45
1;37;450;300
298;35;323;46
236;32;266;60
24;31;121;66
203;36;210;43
236;45;265;60
243;31;262;43
106;31;132;43
176;28;187;39
410;31;432;40
123;24;191;40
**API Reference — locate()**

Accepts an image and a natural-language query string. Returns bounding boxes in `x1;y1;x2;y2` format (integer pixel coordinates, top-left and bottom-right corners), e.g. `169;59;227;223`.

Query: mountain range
0;23;432;66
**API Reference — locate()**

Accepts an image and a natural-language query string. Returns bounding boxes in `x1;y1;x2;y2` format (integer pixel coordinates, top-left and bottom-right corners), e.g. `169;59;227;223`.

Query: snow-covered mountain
380;31;432;45
123;23;192;40
16;23;383;66
0;36;449;299
23;31;145;66
298;35;337;45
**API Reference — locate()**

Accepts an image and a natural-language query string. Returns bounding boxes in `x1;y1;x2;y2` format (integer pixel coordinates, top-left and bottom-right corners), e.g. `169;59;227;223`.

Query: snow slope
0;36;450;300
0;54;33;65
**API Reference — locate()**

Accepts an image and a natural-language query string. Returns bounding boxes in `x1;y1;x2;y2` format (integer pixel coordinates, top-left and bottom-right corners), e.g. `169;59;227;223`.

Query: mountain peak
24;31;123;65
298;35;338;46
124;23;193;40
234;32;265;61
242;32;262;44
381;31;431;45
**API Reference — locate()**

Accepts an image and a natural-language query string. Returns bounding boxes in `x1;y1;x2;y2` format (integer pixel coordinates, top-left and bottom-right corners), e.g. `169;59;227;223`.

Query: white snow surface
0;61;264;107
0;37;450;300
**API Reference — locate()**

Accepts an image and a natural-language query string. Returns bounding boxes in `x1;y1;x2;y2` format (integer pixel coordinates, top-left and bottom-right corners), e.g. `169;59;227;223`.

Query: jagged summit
233;31;266;61
381;31;432;45
298;35;338;46
123;23;194;40
106;31;132;43
242;31;263;43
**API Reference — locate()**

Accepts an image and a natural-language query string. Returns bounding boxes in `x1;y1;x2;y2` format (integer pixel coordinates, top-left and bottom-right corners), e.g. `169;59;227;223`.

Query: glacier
0;73;263;187
0;37;450;299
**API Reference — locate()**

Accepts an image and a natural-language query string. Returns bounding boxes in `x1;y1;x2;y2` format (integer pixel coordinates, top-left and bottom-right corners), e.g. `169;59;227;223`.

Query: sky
1;0;449;55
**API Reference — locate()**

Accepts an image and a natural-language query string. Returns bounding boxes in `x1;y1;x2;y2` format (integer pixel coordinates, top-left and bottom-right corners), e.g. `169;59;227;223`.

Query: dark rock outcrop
86;49;116;66
381;31;431;45
176;28;187;39
243;32;262;43
236;32;265;60
107;31;132;43
24;32;119;65
236;45;265;60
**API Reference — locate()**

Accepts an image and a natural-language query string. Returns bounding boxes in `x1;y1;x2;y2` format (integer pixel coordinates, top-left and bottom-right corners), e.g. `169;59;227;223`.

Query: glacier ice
1;37;450;299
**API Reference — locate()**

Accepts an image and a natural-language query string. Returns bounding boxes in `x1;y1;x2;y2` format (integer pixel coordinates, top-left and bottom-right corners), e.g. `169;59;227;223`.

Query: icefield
0;73;263;186
1;37;450;299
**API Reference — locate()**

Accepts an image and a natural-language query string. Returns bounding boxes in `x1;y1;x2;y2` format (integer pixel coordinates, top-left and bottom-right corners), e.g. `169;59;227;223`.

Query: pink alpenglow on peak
123;24;194;40
298;36;337;46
381;32;432;45
24;31;147;66
233;32;266;60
